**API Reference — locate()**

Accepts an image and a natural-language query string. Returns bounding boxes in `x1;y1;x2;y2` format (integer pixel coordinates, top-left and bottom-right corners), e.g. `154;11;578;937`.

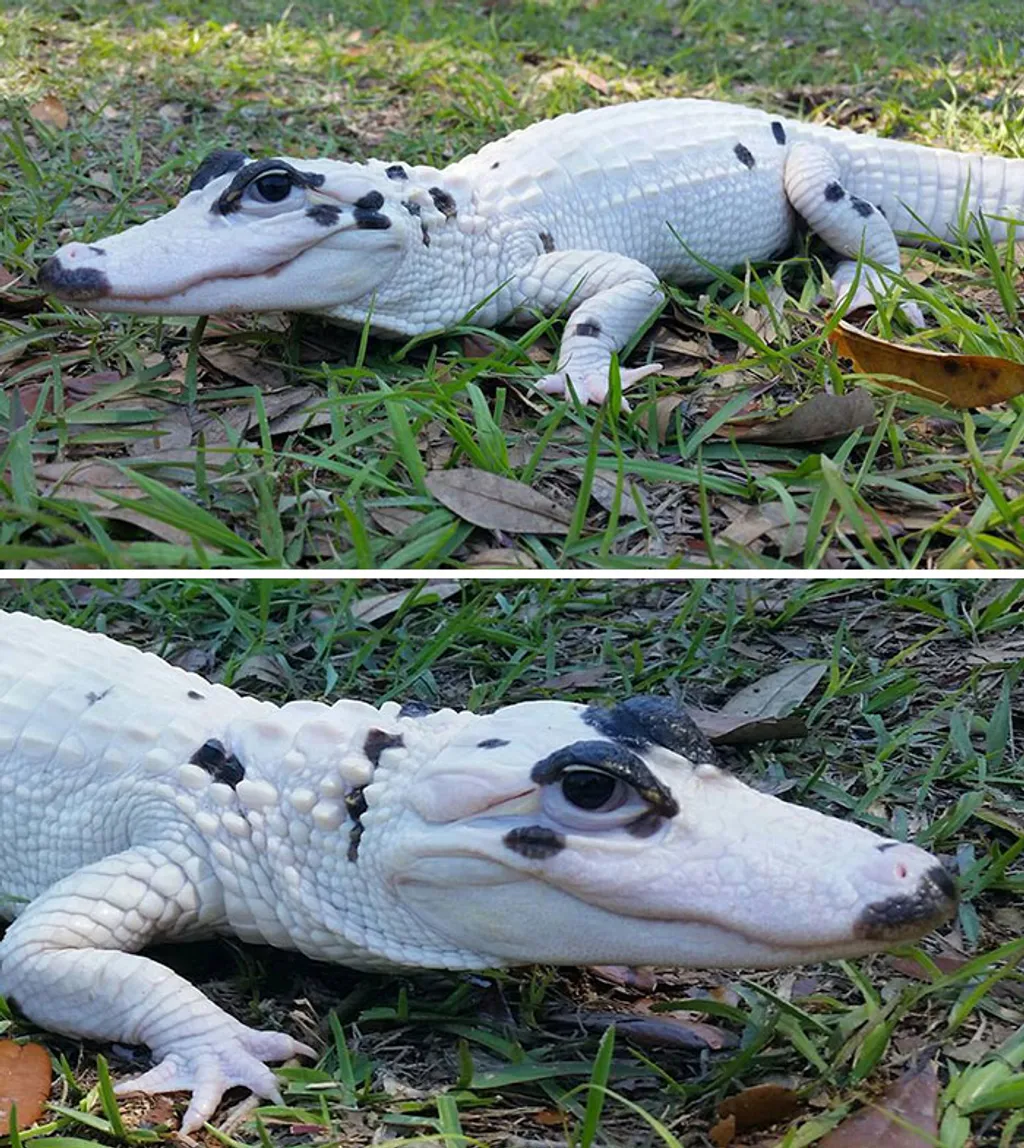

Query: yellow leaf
28;95;69;131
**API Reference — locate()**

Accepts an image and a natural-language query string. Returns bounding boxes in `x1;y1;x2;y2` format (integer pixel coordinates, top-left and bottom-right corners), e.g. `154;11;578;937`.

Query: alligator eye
560;768;626;811
250;171;294;203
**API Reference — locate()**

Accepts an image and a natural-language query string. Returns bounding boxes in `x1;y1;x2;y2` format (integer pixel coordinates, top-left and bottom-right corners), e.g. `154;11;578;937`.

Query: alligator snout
854;844;958;942
38;246;111;301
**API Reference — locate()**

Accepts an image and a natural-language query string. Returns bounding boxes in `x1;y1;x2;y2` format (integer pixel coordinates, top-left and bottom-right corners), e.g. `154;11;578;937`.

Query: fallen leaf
463;547;539;568
721;661;828;719
352;581;461;624
589;965;658;991
831;321;1024;408
0;1040;52;1133
718;1082;802;1132
717;389;876;443
687;706;808;744
709;1113;736;1146
640;393;687;442
538;667;610;690
819;1060;939;1147
425;468;571;534
28;95;68;130
557;1009;731;1050
200;345;287;390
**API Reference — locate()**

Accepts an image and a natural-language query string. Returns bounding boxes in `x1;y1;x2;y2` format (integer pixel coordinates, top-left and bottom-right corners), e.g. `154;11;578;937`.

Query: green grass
1;1;1024;569
0;577;1021;1145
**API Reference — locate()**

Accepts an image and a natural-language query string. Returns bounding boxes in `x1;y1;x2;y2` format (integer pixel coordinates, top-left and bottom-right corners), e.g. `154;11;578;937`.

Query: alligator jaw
854;863;958;942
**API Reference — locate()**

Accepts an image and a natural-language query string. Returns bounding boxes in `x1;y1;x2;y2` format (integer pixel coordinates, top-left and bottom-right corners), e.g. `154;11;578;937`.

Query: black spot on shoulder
355;190;384;211
85;687;112;707
307;204;342;226
428;186;457;218
187;690;204;701
824;181;845;202
850;195;874;217
190;738;245;787
399;700;434;718
363;728;404;767
385;164;408;181
539;231;555;253
771;120;786;145
504;825;565;860
353;208;392;230
346;785;369;861
478;738;510;749
187;148;249;193
574;321;602;338
734;143;756;169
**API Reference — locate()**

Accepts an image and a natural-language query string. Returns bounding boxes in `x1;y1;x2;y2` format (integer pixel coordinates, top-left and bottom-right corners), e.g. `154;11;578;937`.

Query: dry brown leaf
28;95;68;130
463;547;539;569
640;394;687;442
722;661;827;720
0;1040;52;1133
425;468;571;534
688;706;807;745
717;389;876;443
831;321;1024;408
565;467;644;519
709;1113;737;1147
563;1009;730;1050
352;582;461;625
819;1061;939;1148
538;667;609;690
369;506;427;537
200;346;287;390
589;965;658;991
719;1083;802;1132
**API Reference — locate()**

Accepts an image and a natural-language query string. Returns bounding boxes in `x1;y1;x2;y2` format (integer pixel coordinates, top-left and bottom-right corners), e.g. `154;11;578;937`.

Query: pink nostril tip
895;862;908;879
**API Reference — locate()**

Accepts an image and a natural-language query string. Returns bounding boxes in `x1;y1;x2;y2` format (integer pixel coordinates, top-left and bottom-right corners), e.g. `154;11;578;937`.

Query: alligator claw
538;361;664;405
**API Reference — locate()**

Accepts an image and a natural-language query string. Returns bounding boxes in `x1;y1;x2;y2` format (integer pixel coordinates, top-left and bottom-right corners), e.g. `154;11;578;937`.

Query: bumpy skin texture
0;612;956;1131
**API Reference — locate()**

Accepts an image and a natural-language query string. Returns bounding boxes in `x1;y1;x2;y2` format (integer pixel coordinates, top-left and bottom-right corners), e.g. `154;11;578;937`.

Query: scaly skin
39;99;1024;403
0;610;956;1131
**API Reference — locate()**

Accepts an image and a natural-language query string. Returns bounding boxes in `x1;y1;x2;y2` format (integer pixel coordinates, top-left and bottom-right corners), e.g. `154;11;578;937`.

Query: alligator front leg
0;845;314;1133
784;142;925;326
515;250;666;404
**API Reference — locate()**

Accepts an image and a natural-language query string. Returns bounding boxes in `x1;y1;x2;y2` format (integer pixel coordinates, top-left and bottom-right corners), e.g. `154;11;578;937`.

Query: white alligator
38;98;1024;404
0;611;956;1131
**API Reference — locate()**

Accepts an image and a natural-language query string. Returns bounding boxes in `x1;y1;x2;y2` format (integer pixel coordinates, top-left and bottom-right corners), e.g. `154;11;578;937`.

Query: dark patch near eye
734;143;756;169
850;196;874;217
346;785;369;861
213;158;323;215
428;187;457;217
539;231;555;253
88;246;106;256
533;739;678;819
403;201;430;246
85;687;112;707
364;728;404;767
627;810;666;838
824;181;845;203
504;825;565;859
574;321;602;338
478;738;510;749
353;208;392;230
190;738;245;787
355;190;385;211
187;690;204;701
187;148;249;193
584;696;716;768
307;204;342;226
399;700;434;718
385;164;408;181
771;121;786;145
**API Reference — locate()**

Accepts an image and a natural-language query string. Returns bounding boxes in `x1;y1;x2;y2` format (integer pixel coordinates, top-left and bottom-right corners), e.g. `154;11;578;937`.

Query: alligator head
37;148;447;319
332;696;957;970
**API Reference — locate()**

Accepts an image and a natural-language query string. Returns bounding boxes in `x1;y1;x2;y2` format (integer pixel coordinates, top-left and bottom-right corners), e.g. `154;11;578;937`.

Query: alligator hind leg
784;142;925;326
513;249;665;404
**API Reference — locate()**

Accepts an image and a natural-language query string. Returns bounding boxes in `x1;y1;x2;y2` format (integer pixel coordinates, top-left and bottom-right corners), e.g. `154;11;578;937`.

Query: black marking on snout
734;143;756;169
187;148;250;193
355;190;385;211
876;841;899;852
504;825;565;859
532;739;678;819
363;728;404;767
539;231;555;253
428;187;457;218
85;687;112;707
574;321;602;338
385;164;408;181
478;738;509;749
307;204;342;226
771;121;786;145
353;207;392;230
491;161;500;170
190;738;245;787
187;690;204;701
584;696;716;767
824;181;845;203
37;259;111;301
213;158;324;215
850;195;874;218
399;700;434;718
88;246;106;256
346;785;369;861
853;864;958;941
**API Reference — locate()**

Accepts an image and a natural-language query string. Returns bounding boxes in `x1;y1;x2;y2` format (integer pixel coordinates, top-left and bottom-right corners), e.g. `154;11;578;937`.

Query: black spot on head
363;728;404;767
491;161;500;169
428;186;457;218
355;190;384;211
539;231;555;253
353;208;392;230
88;246;106;256
399;700;434;718
187;690;204;701
307;204;342;227
877;841;900;852
504;825;566;860
478;738;510;749
346;785;369;861
771;120;786;145
85;687;112;707
850;196;874;218
824;181;845;203
584;697;716;766
190;738;245;787
734;143;756;169
385;164;408;181
187;148;249;193
574;321;602;338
